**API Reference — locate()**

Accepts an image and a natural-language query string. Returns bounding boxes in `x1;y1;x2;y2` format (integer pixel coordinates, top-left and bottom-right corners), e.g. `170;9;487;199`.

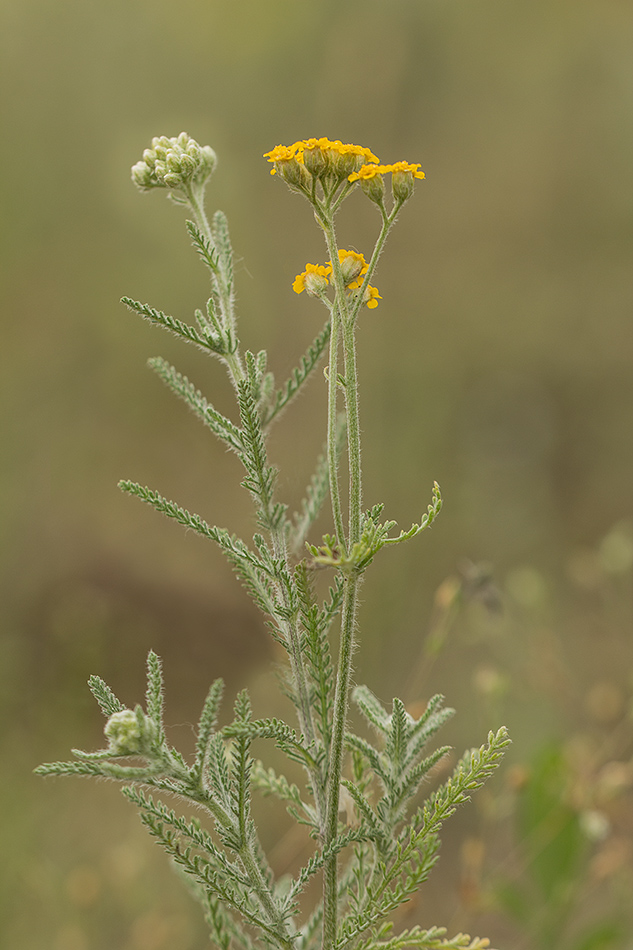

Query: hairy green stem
327;307;346;550
271;527;326;825
319;209;367;950
278;556;326;830
322;573;361;950
185;182;245;383
349;206;398;325
320;215;353;546
340;317;362;545
238;843;293;950
185;182;214;246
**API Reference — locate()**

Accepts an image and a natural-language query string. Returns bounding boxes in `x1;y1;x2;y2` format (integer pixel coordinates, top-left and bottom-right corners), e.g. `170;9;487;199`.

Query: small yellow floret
364;285;382;309
337;249;367;267
334;249;369;287
390;161;425;179
348;164;386;183
293;263;332;295
263;143;300;174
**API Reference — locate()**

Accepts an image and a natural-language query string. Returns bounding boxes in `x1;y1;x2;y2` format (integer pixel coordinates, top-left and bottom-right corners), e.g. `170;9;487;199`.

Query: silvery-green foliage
37;135;510;950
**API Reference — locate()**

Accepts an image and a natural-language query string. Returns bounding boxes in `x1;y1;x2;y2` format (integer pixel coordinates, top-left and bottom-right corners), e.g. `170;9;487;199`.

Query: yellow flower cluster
265;137;424;206
347;161;425;183
292;250;382;310
264;138;379;176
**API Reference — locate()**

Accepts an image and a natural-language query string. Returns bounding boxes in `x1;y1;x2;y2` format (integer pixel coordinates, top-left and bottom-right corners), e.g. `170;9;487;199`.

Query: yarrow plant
38;133;510;950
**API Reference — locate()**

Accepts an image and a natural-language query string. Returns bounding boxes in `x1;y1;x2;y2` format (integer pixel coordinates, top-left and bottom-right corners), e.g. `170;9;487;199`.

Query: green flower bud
278;160;312;192
104;708;156;756
302;146;329;179
131;161;154;190
330;149;359;181
360;173;385;205
390;162;425;203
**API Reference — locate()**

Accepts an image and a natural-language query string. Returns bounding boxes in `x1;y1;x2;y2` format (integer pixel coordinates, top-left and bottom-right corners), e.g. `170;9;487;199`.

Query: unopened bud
348;165;386;205
361;174;385;205
131;133;217;192
279;160;311;191
390;162;425;203
302;146;329;179
104;708;156;756
131;161;154;190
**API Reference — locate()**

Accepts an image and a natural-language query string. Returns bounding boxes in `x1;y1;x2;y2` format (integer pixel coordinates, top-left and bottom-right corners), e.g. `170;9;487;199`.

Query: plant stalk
320;209;366;950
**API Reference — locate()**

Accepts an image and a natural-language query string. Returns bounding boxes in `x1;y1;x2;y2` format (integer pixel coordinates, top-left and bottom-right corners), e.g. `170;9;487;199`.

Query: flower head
389;161;425;179
334;249;368;288
293;263;332;297
132;133;216;192
347;164;387;204
363;285;382;309
347;164;386;183
390;161;425;202
263;143;301;174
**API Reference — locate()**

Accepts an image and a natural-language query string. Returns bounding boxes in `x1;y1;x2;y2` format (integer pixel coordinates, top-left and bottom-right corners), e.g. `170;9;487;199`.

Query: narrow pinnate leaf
212;210;234;298
193;678;225;780
353;685;391;736
237;373;286;531
148;357;244;453
88;675;125;717
145;652;165;738
262;320;331;426
122;297;225;354
186;219;220;273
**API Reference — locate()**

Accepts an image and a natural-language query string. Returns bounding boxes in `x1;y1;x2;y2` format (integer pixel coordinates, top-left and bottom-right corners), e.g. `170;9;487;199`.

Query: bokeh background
1;0;632;948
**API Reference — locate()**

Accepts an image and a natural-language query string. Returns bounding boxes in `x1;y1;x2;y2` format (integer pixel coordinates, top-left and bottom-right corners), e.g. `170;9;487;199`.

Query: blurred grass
1;0;632;946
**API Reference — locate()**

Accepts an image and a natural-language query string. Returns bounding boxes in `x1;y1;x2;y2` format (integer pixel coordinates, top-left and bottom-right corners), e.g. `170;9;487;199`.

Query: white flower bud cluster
131;132;217;192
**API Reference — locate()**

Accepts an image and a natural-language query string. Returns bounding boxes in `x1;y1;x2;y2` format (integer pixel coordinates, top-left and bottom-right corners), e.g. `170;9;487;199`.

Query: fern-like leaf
87;675;125;718
186;219;220;274
117;481;278;617
145;651;166;745
224;718;322;772
262;320;331;427
295;563;341;747
212;210;235;302
192;678;225;782
353;686;391;737
148;357;244;453
237;369;286;532
121;296;226;355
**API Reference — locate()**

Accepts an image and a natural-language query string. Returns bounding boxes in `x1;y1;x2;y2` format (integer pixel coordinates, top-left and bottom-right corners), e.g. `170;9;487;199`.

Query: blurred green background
2;0;632;947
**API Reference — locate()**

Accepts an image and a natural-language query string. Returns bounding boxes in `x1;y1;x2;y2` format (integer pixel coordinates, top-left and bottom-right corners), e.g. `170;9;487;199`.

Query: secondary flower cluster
293;249;381;310
348;161;425;182
349;160;425;204
132;133;217;192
